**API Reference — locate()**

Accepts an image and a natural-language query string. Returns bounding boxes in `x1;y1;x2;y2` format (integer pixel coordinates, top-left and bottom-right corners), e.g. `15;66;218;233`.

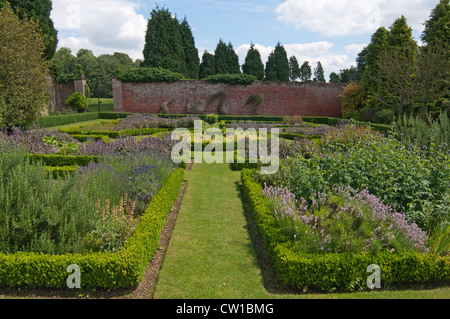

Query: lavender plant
263;183;428;255
0;127;78;154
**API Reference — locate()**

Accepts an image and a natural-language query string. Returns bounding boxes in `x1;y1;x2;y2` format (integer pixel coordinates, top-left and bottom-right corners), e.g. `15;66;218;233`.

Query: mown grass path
153;152;270;299
153;152;450;299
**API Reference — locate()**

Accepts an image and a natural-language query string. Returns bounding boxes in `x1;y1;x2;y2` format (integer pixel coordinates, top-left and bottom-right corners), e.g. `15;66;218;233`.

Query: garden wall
46;76;87;114
113;79;345;117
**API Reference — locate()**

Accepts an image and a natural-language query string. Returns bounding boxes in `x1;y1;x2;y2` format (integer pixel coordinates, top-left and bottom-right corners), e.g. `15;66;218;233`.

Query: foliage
241;169;450;292
341;82;365;117
393;111;450;156
142;6;187;76
263;184;427;254
373;108;395;124
114;113;200;130
0;0;58;60
0;168;184;289
43;135;80;155
289;56;300;82
179;17;199;79
65;92;89;113
421;0;450;48
0;145;98;254
116;67;186;83
0;4;49;127
244;94;264;115
214;39;241;75
261;127;450;233
265;43;290;82
0;127;78;154
299;61;312;83
205;113;219;125
242;44;265;80
282;115;303;125
314;61;326;83
199;51;215;79
205;73;257;85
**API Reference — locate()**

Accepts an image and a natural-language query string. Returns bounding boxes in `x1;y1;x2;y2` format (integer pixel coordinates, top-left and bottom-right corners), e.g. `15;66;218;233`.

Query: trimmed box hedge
240;169;450;292
0;168;185;289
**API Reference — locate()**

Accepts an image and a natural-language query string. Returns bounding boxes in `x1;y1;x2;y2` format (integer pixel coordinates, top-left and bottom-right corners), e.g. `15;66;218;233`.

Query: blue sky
51;0;439;80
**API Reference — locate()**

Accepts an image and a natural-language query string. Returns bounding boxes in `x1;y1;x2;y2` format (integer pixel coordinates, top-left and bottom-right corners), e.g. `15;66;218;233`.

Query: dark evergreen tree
388;15;417;53
142;6;186;75
0;0;58;59
226;41;241;74
273;42;290;81
242;43;265;80
199;51;215;79
289;56;300;81
314;61;326;83
264;51;277;81
329;72;341;83
355;47;368;82
421;0;450;48
214;39;229;74
299;61;312;82
180;17;199;79
361;27;389;101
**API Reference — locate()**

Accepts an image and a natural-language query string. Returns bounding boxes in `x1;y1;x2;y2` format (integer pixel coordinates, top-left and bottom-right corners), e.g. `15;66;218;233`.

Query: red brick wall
116;80;345;118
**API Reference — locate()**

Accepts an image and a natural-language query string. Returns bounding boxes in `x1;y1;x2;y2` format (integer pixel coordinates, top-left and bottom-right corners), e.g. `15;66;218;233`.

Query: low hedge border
71;134;109;143
240;169;450;292
59;128;171;139
0;168;185;289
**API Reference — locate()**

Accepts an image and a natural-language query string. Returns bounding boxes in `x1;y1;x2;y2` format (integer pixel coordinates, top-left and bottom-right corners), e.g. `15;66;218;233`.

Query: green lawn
153;152;450;299
87;98;114;112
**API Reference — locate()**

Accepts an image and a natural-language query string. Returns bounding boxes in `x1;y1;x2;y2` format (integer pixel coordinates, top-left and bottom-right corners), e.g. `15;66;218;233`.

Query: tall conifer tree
142;7;187;76
242;43;265;80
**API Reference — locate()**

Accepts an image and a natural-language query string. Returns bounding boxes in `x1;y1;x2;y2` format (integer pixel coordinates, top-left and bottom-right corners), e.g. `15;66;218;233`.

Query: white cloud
344;43;367;55
51;0;147;60
236;42;354;80
275;0;436;36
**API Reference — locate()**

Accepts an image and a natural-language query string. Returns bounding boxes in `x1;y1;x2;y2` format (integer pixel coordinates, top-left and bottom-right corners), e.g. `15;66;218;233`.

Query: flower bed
241;169;450;292
0;166;184;289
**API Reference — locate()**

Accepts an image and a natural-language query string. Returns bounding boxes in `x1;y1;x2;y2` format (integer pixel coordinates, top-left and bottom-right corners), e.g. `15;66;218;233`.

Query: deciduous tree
0;4;49;125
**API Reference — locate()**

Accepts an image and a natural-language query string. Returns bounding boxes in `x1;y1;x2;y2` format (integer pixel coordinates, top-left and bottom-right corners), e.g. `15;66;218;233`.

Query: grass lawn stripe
153;152;450;299
153;152;268;299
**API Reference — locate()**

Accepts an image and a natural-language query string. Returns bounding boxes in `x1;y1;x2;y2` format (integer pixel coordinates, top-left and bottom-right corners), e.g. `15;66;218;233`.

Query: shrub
116;67;186;83
0;145;99;254
65;92;89;113
241;169;450;292
321;122;386;152
205;73;258;85
0;168;185;289
341;82;365;118
263;184;427;255
205;113;219;125
373;108;395;124
393;111;449;156
283;115;303;125
260;136;450;233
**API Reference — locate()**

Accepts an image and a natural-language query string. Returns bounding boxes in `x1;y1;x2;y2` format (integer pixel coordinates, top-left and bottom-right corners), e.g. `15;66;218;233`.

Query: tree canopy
0;4;49;125
0;0;58;60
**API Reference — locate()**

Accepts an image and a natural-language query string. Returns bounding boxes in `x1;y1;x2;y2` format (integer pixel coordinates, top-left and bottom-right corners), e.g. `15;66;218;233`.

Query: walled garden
0;111;448;296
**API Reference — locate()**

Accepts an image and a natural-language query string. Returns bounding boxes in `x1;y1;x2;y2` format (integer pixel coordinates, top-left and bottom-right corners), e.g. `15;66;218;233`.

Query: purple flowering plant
263;183;428;255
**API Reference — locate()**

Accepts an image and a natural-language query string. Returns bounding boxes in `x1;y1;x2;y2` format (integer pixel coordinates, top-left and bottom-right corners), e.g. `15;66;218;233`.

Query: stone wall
113;79;345;118
46;76;87;113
